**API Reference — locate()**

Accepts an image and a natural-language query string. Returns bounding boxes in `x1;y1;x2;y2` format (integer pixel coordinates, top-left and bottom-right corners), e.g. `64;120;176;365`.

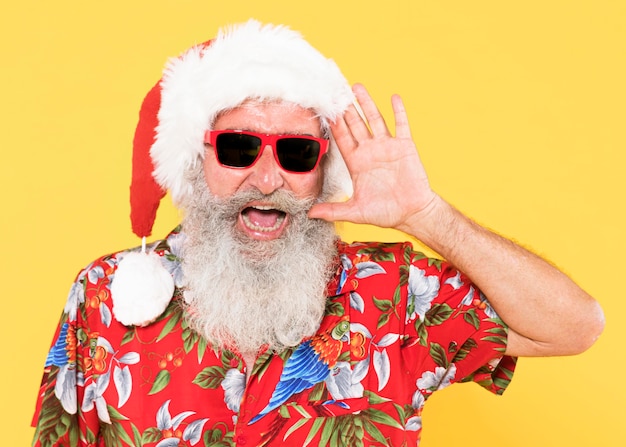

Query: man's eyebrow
224;128;321;137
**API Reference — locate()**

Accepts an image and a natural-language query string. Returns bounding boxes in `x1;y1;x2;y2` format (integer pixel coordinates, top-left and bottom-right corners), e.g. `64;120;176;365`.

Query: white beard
180;174;338;354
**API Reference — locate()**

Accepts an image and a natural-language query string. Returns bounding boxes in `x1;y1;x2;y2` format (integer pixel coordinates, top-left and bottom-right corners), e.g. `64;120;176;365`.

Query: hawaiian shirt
32;227;516;447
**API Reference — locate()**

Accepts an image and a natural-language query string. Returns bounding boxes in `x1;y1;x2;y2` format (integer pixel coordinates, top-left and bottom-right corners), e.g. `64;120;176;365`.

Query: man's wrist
397;194;471;259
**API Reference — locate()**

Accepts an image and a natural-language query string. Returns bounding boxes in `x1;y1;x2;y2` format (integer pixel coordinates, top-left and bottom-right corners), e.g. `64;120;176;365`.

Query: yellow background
1;0;624;445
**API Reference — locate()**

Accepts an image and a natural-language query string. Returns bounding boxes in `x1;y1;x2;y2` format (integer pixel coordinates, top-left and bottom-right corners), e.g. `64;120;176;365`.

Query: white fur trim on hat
150;19;354;204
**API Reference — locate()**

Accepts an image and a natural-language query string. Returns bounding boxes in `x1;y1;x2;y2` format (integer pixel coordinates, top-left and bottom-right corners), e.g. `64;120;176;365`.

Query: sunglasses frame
204;130;329;173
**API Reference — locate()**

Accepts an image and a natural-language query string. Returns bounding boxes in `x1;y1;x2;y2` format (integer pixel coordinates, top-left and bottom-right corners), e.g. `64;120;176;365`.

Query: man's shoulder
335;240;451;285
337;240;415;266
334;241;415;289
64;228;183;328
338;240;413;255
72;227;183;282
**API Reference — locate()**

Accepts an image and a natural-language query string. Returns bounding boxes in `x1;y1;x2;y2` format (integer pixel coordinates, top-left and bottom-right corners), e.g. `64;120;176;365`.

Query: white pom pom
111;249;175;327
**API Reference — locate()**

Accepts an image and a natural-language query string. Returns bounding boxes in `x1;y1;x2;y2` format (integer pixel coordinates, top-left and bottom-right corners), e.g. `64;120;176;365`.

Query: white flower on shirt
407;265;440;323
416;364;457;393
221;368;246;412
325;361;364;400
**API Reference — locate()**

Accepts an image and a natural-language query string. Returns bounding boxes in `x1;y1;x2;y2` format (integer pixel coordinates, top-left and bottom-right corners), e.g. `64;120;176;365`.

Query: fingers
339;84;409;141
330;84;414;172
391;94;412;139
330;112;359;170
352;83;390;137
308;201;360;224
342;105;370;142
330;84;390;161
308;202;342;222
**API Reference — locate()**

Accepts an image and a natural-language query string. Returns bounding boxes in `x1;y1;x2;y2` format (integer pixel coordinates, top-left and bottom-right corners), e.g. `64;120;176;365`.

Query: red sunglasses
204;130;329;173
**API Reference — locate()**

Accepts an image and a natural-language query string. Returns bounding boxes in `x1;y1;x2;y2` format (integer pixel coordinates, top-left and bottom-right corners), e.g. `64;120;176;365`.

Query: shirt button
236;434;247;445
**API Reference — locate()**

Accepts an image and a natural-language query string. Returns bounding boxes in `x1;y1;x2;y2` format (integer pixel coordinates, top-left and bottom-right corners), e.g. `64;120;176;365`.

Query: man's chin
231;230;286;263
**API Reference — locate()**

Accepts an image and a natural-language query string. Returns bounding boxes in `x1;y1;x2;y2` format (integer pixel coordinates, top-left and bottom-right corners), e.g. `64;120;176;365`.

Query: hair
178;165;338;353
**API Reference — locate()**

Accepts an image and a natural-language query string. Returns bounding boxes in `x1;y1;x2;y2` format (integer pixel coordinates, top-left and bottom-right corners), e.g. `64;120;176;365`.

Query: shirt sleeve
404;250;517;396
32;262;104;446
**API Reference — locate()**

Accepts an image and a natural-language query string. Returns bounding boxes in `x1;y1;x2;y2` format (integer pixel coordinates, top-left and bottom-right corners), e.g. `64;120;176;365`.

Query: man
32;20;604;446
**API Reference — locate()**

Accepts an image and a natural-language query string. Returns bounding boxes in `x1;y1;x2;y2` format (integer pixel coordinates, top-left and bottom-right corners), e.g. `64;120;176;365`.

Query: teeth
241;211;286;232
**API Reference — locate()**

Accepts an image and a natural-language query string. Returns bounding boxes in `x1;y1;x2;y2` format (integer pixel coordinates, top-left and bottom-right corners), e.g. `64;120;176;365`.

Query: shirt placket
231;352;273;446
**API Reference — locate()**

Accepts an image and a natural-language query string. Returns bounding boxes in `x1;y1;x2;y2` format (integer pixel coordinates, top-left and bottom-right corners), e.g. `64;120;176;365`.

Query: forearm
398;194;605;357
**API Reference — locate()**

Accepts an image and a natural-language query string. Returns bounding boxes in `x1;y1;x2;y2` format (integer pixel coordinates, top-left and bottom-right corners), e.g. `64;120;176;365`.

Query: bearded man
32;20;604;447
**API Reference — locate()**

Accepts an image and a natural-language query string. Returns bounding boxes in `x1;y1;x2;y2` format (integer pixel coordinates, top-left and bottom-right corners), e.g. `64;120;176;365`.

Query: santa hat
131;19;354;238
112;20;354;326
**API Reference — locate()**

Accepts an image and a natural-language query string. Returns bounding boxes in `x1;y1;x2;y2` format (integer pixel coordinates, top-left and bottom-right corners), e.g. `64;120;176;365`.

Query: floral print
32;228;515;446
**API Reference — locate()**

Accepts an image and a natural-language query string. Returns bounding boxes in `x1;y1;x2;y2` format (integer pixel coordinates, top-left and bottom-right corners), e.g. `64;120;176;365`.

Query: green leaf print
326;299;345;316
363;407;404;430
303;418;324;446
429;342;449;368
131;423;143;447
377;312;391;329
192;366;226;389
416;320;428;347
362;418;388;445
372;296;392;312
156;309;182;342
203;426;234;446
148;369;171;395
141;426;162;444
425;303;453;326
319;416;338;446
120;328;136;346
453;338;478;362
356;246;397;263
463;308;481;330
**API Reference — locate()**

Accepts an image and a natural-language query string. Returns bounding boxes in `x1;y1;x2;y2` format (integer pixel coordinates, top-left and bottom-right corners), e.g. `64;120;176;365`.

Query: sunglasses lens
215;133;262;167
276;138;321;172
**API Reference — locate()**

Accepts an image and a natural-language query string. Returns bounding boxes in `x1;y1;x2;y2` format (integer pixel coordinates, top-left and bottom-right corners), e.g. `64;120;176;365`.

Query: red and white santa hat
113;20;354;326
130;19;354;239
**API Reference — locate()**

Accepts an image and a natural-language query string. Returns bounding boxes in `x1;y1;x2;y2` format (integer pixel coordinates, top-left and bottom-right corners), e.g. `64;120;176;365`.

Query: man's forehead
212;99;324;136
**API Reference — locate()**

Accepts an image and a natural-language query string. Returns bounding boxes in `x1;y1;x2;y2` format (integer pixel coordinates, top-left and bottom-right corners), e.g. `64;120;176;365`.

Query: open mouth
240;205;287;233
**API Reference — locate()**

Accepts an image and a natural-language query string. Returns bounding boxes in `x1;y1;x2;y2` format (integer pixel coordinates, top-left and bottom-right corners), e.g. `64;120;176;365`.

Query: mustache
212;189;317;217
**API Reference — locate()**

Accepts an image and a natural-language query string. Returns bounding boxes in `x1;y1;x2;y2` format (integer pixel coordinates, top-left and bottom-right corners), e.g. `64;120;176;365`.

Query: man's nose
246;144;285;194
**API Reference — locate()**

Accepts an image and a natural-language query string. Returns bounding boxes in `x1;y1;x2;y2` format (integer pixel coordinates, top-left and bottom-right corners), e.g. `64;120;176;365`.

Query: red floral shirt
32;227;516;446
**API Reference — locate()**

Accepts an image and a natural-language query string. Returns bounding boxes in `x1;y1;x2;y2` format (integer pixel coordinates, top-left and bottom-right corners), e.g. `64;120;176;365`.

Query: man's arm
399;194;604;356
309;83;604;357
